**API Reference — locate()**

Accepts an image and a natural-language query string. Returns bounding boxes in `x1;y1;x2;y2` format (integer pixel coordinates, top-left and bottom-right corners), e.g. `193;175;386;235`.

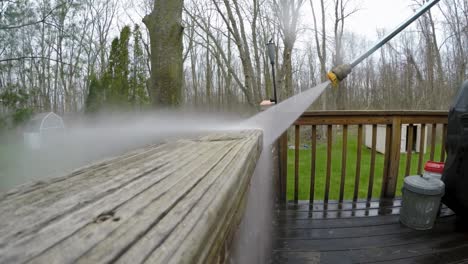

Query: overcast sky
120;0;444;55
344;0;415;38
122;0;431;39
301;0;435;41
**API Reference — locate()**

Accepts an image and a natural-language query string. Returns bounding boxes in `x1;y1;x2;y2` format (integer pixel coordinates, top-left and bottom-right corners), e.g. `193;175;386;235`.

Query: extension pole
351;0;440;68
271;65;278;104
327;0;441;86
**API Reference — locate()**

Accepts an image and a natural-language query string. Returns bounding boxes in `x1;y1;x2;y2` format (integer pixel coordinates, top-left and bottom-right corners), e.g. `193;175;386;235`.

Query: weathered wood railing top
295;110;448;125
0;130;263;264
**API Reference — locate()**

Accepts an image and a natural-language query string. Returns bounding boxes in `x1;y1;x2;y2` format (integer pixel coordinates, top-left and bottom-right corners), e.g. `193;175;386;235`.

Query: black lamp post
267;39;285;202
267;39;278;104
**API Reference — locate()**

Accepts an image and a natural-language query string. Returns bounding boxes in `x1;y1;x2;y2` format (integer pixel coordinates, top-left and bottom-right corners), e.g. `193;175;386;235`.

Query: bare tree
88;0;117;76
309;0;327;81
212;0;262;105
274;0;305;99
332;0;358;109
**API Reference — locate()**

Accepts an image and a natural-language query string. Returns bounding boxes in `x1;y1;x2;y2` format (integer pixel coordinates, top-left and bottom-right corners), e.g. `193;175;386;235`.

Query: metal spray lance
327;0;441;87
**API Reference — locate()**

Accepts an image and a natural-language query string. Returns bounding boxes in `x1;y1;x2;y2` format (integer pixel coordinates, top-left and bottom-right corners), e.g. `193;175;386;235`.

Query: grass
0;140;24;192
0;140;21;166
286;130;443;201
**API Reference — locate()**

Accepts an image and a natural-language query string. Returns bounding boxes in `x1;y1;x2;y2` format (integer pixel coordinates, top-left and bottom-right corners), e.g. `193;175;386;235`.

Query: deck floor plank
273;200;468;264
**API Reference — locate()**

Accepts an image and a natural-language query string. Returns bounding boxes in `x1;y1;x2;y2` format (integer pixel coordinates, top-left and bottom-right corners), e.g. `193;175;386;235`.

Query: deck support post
381;117;402;199
278;132;288;203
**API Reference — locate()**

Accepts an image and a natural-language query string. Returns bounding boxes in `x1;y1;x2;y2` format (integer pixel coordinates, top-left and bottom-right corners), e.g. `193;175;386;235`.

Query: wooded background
0;0;466;130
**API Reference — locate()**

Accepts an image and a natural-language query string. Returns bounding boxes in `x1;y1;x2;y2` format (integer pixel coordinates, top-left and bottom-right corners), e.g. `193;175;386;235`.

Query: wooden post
381;125;393;192
380;124;393;212
368;124;377;200
277;132;288;203
309;125;317;204
430;124;437;161
440;124;447;162
339;125;348;202
353;125;363;202
417;124;427;174
404;124;414;177
325;125;333;202
381;117;402;199
294;125;300;202
273;138;282;204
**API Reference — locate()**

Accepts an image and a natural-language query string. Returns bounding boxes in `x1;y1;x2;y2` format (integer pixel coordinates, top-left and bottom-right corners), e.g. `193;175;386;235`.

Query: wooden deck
272;199;468;264
0;130;262;264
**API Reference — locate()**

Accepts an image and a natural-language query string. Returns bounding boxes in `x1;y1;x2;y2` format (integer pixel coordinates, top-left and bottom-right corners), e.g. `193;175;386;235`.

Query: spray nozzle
327;64;352;87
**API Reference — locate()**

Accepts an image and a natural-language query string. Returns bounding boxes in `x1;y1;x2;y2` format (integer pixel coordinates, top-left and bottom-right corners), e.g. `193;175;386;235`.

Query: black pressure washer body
442;80;468;221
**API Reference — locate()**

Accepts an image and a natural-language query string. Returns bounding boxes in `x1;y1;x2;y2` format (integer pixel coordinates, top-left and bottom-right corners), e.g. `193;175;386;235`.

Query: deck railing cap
301;110;448;117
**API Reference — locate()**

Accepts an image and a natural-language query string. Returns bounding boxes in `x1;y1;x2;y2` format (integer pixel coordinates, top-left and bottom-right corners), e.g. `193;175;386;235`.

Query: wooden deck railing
1;131;263;263
278;111;448;203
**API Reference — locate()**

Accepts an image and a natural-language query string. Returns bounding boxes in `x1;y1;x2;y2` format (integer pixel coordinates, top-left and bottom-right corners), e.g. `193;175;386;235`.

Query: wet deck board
0;130;263;264
273;200;468;264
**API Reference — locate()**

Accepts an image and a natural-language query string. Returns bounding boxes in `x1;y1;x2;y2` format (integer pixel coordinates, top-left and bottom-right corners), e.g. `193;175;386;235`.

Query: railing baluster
325;125;332;202
430;124;437;161
339;125;348;202
280;132;288;202
368;124;377;200
309;125;317;204
405;124;414;177
417;124;427;175
440;124;447;162
354;125;363;202
294;125;300;203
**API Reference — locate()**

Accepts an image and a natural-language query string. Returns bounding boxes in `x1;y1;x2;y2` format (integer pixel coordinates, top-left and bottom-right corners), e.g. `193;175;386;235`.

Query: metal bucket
400;175;444;230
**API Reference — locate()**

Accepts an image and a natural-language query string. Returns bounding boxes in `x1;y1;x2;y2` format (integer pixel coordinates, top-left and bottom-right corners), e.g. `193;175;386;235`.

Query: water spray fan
327;0;441;87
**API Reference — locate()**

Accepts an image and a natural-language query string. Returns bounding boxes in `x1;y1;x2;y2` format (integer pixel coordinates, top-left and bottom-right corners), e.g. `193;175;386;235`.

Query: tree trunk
205;29;212;105
276;0;304;99
144;0;184;107
310;0;327;82
281;44;294;97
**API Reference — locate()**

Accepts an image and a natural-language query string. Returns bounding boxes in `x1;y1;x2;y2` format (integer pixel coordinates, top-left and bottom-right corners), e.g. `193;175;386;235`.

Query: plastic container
423;161;445;180
400;175;445;230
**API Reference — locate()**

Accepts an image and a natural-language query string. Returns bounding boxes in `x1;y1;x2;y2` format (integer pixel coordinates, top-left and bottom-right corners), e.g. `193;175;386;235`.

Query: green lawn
286;132;443;201
0;140;24;192
0;141;21;167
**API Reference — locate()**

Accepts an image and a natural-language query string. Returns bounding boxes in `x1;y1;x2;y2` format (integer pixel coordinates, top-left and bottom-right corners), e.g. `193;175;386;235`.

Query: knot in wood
94;211;119;223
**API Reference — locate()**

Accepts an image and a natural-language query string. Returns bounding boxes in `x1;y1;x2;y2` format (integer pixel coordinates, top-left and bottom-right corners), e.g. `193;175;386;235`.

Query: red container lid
424;161;445;174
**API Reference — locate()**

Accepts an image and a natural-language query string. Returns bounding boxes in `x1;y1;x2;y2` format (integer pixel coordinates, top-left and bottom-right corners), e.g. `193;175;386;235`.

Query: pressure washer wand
327;0;441;87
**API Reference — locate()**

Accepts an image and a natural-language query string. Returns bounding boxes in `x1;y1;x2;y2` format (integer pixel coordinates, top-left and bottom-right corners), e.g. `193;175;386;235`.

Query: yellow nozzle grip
327;71;340;87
